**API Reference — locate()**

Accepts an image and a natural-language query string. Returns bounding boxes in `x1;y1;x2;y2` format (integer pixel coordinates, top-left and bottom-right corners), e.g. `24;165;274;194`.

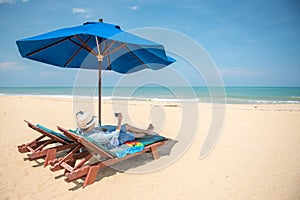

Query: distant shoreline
0;86;299;104
1;94;300;106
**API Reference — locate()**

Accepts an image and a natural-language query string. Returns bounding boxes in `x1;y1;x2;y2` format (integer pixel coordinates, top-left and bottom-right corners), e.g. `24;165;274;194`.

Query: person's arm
117;113;123;130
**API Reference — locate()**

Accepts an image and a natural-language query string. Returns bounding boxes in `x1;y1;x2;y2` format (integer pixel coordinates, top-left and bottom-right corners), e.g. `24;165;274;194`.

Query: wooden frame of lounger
18;120;78;166
51;126;167;188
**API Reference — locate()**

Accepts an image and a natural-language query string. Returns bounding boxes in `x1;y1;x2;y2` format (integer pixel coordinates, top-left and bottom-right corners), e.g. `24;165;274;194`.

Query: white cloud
0;0;28;3
0;0;15;4
128;5;139;11
72;8;92;19
0;62;27;70
72;8;87;14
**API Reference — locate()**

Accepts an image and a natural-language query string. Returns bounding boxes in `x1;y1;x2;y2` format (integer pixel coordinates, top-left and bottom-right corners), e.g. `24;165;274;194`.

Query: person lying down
75;111;154;149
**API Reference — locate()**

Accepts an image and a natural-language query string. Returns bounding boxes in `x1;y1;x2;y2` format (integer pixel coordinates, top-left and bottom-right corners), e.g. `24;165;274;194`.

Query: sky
0;0;299;87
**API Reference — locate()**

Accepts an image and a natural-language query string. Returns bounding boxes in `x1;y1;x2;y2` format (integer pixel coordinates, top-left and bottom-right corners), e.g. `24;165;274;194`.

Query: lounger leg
151;146;159;160
27;140;56;160
18;144;31;153
28;151;47;160
44;149;57;167
18;135;46;153
50;146;81;171
64;160;76;175
17;136;47;153
83;165;99;188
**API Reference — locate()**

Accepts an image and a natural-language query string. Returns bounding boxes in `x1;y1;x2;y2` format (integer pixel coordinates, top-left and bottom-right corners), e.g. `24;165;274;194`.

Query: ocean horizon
0;86;299;104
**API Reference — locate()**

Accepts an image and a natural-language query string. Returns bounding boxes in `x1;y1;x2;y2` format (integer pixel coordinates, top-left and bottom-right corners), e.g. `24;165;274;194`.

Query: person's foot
146;124;155;135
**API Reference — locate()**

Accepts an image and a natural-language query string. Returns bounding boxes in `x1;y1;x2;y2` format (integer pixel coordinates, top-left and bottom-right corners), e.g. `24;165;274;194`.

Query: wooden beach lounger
18;120;78;166
50;126;168;188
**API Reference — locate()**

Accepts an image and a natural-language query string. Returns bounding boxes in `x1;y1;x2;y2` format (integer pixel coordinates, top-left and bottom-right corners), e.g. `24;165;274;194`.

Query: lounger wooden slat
18;120;78;166
55;126;167;188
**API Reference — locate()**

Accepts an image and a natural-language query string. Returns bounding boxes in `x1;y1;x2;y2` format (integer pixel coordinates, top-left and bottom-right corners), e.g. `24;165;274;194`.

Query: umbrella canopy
16;20;175;125
16;20;174;73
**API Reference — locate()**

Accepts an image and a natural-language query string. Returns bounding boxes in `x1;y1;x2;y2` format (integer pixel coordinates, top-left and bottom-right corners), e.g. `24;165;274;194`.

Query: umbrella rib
106;54;112;70
74;35;98;57
68;38;92;55
95;36;101;55
103;43;126;57
123;44;149;69
102;40;116;55
26;37;72;57
64;35;93;67
102;40;111;70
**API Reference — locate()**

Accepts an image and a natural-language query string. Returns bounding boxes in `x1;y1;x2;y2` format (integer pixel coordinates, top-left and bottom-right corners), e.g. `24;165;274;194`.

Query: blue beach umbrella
16;19;175;125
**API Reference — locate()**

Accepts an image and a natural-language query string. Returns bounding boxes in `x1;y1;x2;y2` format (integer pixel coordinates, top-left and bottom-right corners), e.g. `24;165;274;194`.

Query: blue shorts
118;124;135;144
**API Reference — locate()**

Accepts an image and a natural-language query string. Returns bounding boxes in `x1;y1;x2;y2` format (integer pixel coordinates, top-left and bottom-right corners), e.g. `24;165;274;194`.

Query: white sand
0;96;300;200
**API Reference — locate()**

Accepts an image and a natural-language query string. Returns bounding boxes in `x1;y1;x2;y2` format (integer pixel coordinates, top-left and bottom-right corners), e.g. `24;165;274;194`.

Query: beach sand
1;96;300;200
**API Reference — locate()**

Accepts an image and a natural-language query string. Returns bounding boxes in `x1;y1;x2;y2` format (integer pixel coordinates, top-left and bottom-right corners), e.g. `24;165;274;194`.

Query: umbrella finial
99;18;103;23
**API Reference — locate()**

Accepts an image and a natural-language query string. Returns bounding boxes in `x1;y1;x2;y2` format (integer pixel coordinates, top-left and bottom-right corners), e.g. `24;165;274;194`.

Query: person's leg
118;131;135;144
123;123;154;138
117;124;140;144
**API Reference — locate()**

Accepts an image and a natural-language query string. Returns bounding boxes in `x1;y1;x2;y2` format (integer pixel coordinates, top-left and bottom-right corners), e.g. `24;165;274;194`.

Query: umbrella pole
98;61;102;127
95;35;103;127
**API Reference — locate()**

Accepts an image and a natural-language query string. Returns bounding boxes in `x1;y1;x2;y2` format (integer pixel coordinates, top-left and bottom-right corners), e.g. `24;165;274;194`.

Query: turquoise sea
0;86;299;104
